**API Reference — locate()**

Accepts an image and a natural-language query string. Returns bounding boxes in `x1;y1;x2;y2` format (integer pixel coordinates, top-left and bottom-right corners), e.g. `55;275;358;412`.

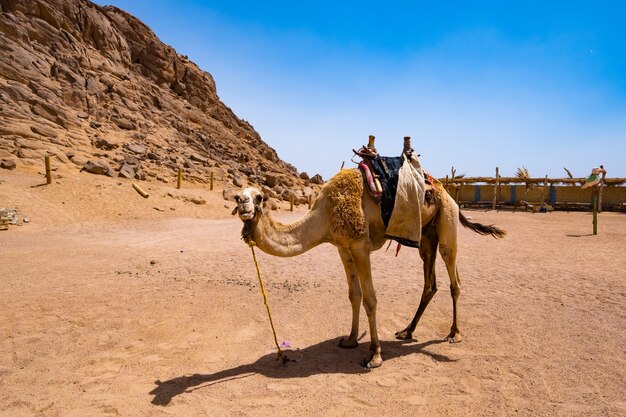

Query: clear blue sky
95;1;626;180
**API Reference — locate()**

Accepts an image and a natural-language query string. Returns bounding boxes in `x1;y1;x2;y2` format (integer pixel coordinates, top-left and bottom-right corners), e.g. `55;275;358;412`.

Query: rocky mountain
0;0;323;203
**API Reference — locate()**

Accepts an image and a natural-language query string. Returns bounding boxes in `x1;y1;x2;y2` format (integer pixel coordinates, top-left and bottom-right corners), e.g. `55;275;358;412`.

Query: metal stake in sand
45;156;52;184
248;240;287;362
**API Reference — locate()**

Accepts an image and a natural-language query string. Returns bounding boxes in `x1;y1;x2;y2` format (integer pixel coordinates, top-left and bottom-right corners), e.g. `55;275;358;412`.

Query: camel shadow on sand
150;337;455;406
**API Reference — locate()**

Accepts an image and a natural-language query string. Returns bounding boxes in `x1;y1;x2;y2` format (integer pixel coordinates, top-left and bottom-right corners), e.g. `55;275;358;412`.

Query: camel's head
231;187;267;222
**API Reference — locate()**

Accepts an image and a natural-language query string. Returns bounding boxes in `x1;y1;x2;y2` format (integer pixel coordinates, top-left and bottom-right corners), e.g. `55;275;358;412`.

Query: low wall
452;184;626;211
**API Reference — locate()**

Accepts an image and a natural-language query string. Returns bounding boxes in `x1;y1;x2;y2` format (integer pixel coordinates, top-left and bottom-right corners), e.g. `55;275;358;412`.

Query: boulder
93;137;118;150
263;147;279;162
172;80;186;95
310;174;324;185
118;163;136;179
82;160;112;176
126;143;146;155
222;188;239;201
123;156;141;167
261;185;278;199
1;159;16;170
232;177;244;188
281;189;299;204
264;172;281;187
112;116;135;130
189;153;208;163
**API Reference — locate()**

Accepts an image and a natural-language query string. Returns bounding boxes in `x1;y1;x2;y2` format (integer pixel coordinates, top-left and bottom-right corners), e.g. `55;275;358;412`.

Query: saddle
354;136;431;249
354;146;405;227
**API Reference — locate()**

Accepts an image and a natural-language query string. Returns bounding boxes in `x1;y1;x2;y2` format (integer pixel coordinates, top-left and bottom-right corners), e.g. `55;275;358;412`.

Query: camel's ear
263;193;269;202
254;193;263;204
231;206;238;216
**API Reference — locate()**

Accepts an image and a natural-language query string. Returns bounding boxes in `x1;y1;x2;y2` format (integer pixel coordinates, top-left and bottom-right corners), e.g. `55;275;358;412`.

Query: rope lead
248;240;286;362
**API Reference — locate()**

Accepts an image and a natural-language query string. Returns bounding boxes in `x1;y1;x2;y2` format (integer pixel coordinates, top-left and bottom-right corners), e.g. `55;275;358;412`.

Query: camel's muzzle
237;209;256;221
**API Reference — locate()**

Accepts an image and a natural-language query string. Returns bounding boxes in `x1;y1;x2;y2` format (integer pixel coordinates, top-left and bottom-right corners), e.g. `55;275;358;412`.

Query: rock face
0;0;322;191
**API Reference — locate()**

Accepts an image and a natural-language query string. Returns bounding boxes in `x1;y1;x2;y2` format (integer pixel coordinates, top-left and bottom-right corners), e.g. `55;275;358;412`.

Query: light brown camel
232;168;505;368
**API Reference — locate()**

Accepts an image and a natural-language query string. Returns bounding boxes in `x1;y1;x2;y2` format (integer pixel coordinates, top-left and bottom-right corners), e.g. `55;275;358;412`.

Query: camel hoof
360;354;383;369
394;330;413;340
338;337;358;349
445;333;462;343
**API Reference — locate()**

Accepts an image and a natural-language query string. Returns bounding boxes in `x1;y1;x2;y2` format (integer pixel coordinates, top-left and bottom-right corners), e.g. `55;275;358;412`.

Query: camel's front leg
337;248;361;349
396;222;438;340
350;245;382;368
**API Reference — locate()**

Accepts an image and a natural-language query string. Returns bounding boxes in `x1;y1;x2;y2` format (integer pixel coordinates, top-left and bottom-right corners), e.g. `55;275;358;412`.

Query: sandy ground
1;168;625;417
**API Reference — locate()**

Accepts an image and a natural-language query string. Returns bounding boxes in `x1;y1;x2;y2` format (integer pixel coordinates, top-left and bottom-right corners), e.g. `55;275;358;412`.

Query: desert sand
1;167;625;417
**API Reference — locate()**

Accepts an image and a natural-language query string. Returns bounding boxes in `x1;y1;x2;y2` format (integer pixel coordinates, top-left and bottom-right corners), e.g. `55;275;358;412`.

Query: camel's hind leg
438;200;462;343
439;243;462;342
395;223;439;340
337;247;361;349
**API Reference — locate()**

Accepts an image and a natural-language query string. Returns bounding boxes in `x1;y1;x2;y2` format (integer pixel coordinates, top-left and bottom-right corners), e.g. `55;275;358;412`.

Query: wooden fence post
177;168;182;189
592;188;598;235
492;167;499;209
308;194;312;209
210;172;214;191
539;175;548;209
598;164;606;213
45;156;52;184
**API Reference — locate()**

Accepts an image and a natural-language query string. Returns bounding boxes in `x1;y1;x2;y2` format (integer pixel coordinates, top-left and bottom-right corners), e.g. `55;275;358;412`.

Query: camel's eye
254;194;263;204
234;195;241;203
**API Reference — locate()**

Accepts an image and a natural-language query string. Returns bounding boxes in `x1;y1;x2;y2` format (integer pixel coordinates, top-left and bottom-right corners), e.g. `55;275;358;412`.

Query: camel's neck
249;210;326;257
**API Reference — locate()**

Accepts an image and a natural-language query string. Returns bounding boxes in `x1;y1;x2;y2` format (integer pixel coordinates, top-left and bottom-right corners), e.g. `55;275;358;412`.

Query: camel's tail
459;212;506;238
